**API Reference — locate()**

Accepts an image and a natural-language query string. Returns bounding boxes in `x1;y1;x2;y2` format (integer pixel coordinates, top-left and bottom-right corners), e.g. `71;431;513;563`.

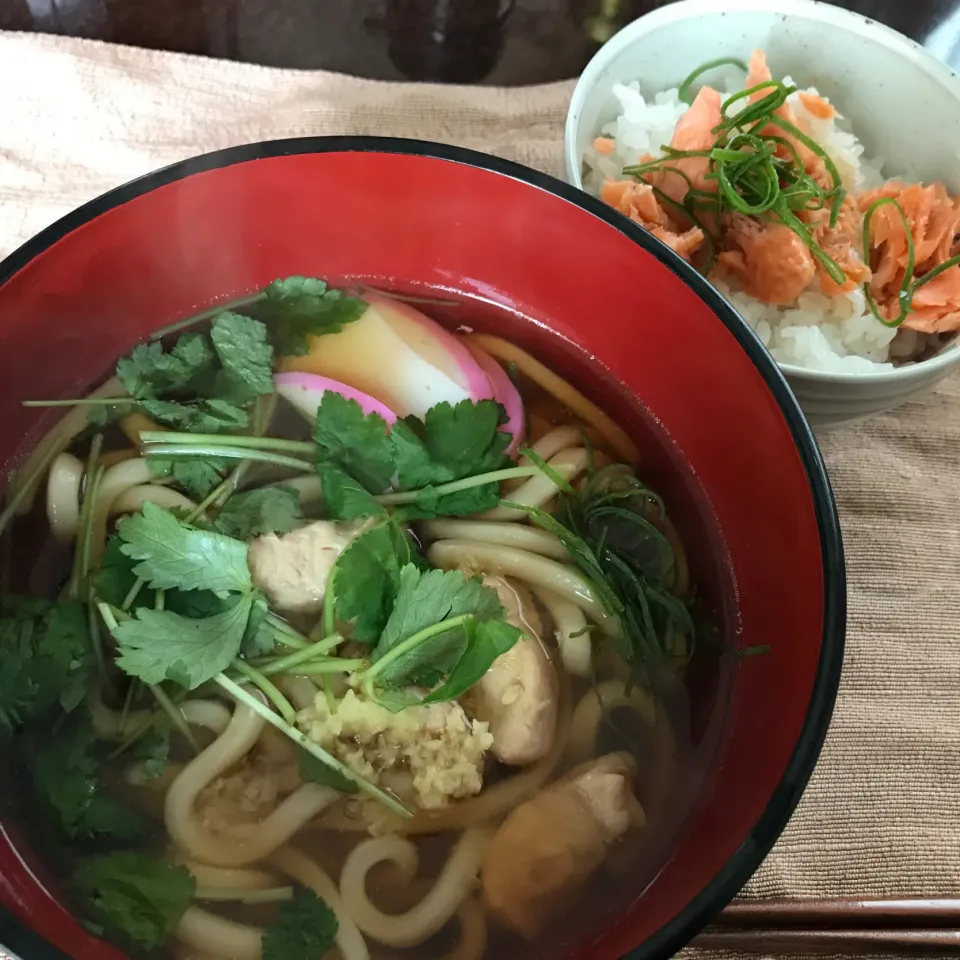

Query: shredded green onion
624;75;848;282
677;57;747;105
861;197;960;328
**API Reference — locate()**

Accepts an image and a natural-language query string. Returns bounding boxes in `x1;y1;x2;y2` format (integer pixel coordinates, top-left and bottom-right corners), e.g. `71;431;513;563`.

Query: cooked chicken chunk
481;753;643;938
474;576;557;766
247;519;362;616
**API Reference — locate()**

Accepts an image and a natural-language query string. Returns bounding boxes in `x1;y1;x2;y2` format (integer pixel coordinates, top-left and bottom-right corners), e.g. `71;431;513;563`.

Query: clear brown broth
1;292;733;959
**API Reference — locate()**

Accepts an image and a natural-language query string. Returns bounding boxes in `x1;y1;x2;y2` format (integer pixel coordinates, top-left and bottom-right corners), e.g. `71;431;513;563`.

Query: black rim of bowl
0;136;846;960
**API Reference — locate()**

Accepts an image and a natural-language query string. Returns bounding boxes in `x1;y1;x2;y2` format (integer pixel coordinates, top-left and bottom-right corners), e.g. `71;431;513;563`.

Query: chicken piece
716;213;817;304
473;576;557;766
481;753;643;938
247;519;363;617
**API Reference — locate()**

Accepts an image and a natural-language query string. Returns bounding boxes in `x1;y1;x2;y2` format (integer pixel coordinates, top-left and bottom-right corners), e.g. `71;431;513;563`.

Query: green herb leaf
317;463;386;521
370;566;506;686
398;481;502;521
98;536;233;619
113;594;253;689
134;728;171;779
73;853;195;952
116;335;215;400
140;397;250;433
261;276;368;357
0;598;93;731
375;566;501;660
171;458;229;500
261;889;338;960
313;392;395;493
332;522;405;643
31;721;143;840
298;748;359;794
392;399;511;490
117;501;251;596
424;619;521;703
213;486;305;540
210;311;275;398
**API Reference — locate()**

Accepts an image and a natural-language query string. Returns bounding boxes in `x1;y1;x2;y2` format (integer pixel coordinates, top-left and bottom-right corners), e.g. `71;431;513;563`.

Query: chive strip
862;197;916;328
677;57;748;104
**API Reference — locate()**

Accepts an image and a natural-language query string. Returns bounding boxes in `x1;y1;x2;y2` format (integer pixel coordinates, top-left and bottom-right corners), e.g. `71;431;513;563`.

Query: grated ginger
298;689;493;810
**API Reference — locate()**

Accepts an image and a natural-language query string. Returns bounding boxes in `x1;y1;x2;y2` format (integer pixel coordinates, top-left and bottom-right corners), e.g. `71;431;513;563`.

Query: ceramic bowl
564;0;960;428
0;138;844;959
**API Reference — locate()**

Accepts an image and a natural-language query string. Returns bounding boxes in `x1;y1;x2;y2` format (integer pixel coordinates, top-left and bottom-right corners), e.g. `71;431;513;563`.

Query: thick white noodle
339;829;491;948
110;484;201;518
420;519;569;562
46;453;84;541
480;447;589;521
427;540;622;638
165;704;337;867
271;846;369;960
567;679;657;763
173;907;261;960
532;585;593;677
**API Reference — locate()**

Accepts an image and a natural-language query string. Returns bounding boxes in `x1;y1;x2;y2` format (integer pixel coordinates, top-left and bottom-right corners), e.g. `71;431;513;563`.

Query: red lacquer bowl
0;139;845;960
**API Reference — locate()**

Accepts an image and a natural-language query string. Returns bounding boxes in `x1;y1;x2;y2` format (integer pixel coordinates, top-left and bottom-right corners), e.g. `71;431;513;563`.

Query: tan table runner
2;29;959;958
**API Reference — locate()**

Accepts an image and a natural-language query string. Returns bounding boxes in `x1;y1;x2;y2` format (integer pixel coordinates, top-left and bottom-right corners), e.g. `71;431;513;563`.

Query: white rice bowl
580;76;931;375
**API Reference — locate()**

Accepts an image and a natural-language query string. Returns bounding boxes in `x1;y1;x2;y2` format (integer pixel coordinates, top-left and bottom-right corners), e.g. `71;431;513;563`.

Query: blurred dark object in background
0;0;956;84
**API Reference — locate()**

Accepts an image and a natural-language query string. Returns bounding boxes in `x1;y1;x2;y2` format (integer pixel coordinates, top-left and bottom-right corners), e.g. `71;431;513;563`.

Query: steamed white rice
581;78;907;374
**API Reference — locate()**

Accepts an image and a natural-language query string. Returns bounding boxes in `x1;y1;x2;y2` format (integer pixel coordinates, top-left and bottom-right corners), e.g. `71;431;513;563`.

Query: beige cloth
2;29;959;957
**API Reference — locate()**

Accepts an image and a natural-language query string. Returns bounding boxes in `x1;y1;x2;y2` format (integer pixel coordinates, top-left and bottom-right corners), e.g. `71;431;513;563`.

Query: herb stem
21;398;130;408
375;466;541;506
230;660;297;725
362;613;474;684
69;434;105;602
147;683;200;753
122;577;146;612
149;293;267;341
256;635;345;675
140;432;315;456
142;445;315;472
265;613;310;650
283;659;367;676
214;673;411;817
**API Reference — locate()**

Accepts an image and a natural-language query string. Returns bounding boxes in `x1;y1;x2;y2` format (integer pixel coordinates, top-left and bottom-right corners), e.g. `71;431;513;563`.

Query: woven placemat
2;29;958;959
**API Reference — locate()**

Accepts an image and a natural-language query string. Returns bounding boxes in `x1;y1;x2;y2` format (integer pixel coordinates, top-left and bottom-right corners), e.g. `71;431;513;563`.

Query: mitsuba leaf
260;276;368;357
213;486;305;540
73;853;195;952
261;889;338;960
317;464;386;521
313;393;394;493
117;502;251;596
113;594;253;689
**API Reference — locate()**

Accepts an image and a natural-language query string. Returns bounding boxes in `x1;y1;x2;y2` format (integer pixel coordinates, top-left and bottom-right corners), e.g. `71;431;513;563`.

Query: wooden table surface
1;0;959;85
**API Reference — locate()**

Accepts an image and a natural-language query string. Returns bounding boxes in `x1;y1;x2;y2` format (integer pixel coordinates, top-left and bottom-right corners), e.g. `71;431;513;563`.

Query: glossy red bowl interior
0;139;845;960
